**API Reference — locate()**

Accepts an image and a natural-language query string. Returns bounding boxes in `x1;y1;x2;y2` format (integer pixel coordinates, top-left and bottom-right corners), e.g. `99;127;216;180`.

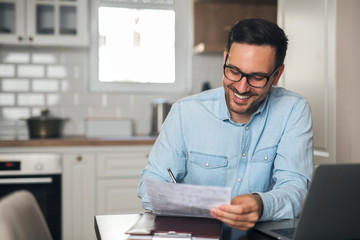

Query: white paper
145;178;231;218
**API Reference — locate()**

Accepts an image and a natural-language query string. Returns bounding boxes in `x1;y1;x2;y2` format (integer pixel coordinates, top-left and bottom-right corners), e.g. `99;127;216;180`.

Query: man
137;18;313;237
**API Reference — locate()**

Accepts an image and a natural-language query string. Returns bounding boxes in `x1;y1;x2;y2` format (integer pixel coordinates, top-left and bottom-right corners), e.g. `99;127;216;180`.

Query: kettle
150;98;171;136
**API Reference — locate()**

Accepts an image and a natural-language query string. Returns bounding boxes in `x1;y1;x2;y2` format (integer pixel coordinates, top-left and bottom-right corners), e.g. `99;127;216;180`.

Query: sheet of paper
144;178;231;218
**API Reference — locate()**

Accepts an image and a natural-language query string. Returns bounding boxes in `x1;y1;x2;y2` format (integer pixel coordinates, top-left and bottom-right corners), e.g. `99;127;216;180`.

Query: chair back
0;190;53;240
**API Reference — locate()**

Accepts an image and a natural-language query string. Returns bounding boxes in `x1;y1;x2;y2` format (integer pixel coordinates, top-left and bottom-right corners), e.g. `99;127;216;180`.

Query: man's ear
272;64;285;86
223;51;227;63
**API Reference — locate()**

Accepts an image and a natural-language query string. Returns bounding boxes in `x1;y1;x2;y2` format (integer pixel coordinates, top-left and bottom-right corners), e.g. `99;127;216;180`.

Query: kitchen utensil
24;108;68;139
150;98;171;136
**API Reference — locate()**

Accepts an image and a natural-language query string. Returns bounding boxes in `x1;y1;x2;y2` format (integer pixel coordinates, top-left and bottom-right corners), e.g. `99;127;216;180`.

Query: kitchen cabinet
96;146;152;215
0;0;88;46
62;153;96;240
0;139;154;240
193;0;277;53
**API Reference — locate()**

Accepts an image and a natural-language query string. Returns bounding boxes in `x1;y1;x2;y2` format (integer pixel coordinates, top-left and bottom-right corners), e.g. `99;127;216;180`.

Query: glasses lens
247;75;267;88
224;66;241;82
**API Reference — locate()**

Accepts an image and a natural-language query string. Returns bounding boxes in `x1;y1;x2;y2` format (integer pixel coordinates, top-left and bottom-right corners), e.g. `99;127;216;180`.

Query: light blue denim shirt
138;86;313;222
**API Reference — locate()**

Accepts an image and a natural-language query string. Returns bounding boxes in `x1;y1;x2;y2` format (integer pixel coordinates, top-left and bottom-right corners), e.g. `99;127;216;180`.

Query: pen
167;168;177;183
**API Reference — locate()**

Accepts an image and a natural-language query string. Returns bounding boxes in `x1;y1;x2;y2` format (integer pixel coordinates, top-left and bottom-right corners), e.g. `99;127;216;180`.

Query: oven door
0;174;61;240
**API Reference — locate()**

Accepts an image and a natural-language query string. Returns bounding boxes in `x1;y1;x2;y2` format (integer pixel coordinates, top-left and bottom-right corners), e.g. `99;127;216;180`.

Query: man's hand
210;194;263;231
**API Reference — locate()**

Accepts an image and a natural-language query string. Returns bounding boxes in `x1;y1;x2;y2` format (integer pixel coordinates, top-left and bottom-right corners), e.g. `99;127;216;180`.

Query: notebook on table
125;212;222;240
254;164;360;240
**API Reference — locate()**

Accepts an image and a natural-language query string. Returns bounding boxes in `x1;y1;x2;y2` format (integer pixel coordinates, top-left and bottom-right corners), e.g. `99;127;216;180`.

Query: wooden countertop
0;136;157;147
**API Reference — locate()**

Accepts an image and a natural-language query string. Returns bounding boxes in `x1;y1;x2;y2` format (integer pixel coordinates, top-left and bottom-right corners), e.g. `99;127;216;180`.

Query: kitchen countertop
0;136;157;147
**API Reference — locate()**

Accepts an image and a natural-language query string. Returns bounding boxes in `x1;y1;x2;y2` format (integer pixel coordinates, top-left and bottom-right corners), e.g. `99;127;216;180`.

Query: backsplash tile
18;65;45;78
0;64;15;77
17;93;45;106
2;78;30;92
46;93;61;106
0;93;15;106
32;79;59;92
32;53;58;64
0;46;223;138
3;52;30;63
2;107;30;120
47;65;68;78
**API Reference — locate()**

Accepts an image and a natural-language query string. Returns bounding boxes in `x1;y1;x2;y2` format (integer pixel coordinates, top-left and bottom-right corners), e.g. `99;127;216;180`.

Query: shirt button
245;126;249;130
242;153;246;157
205;162;210;167
264;156;268;160
238;178;242;182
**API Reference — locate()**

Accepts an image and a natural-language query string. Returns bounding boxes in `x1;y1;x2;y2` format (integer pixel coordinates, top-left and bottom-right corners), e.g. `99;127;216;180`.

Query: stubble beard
224;83;266;118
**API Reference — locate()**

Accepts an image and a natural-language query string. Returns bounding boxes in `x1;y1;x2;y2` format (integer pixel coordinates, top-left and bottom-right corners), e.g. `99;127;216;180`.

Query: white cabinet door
97;178;144;214
62;153;96;240
96;146;151;215
0;0;88;46
27;0;89;46
0;0;26;44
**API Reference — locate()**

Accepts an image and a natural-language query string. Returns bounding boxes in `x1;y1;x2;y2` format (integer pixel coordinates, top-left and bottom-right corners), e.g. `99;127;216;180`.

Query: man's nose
234;76;251;93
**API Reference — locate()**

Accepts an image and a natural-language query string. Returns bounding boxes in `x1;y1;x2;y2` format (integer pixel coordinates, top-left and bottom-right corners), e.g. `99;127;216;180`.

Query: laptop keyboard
271;228;296;239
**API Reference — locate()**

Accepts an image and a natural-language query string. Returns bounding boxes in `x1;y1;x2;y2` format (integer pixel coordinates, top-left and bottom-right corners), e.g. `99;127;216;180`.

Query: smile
234;93;250;99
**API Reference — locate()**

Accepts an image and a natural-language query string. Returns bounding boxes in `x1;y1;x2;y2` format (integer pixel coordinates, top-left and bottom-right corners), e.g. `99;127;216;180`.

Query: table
94;214;275;240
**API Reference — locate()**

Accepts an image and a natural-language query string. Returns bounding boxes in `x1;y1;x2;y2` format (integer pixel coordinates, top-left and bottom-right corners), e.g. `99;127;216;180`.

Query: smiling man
138;19;313;239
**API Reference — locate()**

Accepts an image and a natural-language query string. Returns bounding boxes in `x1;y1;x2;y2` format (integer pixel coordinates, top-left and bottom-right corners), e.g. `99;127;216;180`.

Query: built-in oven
0;153;62;240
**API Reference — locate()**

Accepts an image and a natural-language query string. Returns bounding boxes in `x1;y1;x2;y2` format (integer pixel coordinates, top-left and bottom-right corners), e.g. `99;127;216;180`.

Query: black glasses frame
223;54;280;88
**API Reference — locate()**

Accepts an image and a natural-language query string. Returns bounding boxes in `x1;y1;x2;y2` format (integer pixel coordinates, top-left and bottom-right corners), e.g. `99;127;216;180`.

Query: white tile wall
0;46;223;139
32;79;59;92
18;65;45;78
2;107;30;120
2;78;30;92
0;93;15;106
17;93;45;106
0;64;15;77
47;65;68;78
32;53;57;64
3;52;30;63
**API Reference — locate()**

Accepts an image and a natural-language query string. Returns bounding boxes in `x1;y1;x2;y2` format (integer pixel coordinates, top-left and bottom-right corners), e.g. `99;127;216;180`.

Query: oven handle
0;177;53;184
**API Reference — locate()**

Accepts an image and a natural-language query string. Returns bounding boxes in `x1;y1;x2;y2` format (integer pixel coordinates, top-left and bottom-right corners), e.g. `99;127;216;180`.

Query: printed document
144;178;231;218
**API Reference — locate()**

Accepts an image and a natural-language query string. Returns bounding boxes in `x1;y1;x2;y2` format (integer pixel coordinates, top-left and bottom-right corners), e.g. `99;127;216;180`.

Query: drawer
96;152;150;178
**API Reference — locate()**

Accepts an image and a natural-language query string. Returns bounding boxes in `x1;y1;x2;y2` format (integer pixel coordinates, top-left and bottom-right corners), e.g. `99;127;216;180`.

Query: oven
0;153;62;240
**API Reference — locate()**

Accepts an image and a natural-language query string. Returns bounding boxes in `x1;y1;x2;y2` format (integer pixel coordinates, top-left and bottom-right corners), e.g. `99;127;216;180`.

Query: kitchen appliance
24;108;68;139
0;153;62;240
150;98;171;136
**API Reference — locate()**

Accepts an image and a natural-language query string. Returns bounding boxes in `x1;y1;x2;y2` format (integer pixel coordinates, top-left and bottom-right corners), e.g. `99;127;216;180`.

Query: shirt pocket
188;151;228;187
248;146;277;192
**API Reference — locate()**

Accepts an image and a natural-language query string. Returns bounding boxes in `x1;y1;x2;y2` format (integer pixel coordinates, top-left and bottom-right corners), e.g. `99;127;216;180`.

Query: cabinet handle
28;36;34;42
76;155;82;162
17;35;23;42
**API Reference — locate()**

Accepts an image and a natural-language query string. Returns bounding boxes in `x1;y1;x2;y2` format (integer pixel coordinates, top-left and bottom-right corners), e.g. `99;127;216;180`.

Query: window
90;0;192;93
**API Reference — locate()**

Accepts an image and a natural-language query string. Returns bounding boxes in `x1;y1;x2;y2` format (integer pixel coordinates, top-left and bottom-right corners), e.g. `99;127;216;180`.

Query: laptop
254;164;360;240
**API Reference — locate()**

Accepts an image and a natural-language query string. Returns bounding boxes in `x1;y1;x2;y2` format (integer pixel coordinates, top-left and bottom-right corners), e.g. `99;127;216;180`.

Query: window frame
89;0;193;93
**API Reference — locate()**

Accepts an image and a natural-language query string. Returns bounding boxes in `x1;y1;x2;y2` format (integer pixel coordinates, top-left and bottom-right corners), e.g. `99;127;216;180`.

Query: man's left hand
210;194;263;231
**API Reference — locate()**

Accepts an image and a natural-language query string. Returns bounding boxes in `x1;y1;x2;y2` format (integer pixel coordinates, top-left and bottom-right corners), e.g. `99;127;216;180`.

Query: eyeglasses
223;54;280;88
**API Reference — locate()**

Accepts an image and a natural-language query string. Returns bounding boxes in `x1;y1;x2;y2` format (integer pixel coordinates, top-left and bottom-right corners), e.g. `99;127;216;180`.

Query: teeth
234;93;249;99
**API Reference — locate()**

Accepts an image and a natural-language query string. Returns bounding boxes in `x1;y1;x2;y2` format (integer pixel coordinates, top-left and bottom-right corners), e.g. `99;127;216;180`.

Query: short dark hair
226;18;288;68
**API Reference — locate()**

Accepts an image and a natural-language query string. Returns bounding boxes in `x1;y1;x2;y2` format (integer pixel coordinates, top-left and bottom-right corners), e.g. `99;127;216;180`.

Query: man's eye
251;75;266;81
230;69;241;75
